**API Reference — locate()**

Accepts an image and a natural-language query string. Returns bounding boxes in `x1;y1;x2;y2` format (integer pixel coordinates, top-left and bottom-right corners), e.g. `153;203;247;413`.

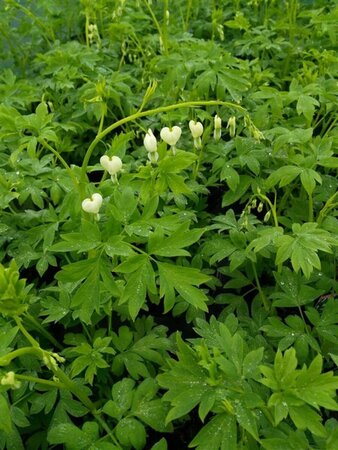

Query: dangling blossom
160;126;182;155
189;120;203;149
213;114;222;141
144;129;158;164
100;155;123;183
81;193;103;220
227;117;236;138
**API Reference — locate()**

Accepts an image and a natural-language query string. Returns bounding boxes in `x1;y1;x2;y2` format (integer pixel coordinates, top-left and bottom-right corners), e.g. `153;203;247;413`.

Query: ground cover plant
0;0;337;448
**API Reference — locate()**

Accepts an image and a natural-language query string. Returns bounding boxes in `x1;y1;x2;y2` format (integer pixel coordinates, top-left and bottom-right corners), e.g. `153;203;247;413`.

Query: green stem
98;103;106;135
14;316;40;348
308;193;313;222
251;262;270;311
38;139;79;190
258;194;279;228
184;0;193;32
81;100;248;184
15;373;65;389
142;0;168;54
0;347;43;366
24;314;63;351
193;145;204;179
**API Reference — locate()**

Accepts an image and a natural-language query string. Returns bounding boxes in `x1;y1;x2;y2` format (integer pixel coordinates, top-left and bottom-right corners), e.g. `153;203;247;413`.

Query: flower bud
213;115;222;141
143;129;157;153
82;193;103;215
160;126;182;146
227;116;236;138
189;120;203;138
1;371;21;389
100;155;123;176
263;211;271;222
257;201;264;213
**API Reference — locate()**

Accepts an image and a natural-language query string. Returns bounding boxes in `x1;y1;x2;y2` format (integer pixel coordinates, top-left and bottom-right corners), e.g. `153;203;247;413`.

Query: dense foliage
0;0;337;449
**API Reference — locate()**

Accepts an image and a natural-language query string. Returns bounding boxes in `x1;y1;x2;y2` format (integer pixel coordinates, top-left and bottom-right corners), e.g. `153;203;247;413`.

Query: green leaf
296;94;319;122
289;405;326;437
115;417;146;450
105;237;134;257
158;262;210;312
220;165;240;192
189;414;237;450
148;222;205;257
71;267;100;324
234;400;259;440
198;391;216;422
222;175;251;207
47;422;98;450
119;259;155;320
267;166;302;189
0;394;12;434
300;168;321;196
158;335;212;424
150;438;168;450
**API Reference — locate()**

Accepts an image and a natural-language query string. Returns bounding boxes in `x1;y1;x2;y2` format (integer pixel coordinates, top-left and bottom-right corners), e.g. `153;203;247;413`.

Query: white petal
189;120;203;138
160;126;182;146
144;129;157;152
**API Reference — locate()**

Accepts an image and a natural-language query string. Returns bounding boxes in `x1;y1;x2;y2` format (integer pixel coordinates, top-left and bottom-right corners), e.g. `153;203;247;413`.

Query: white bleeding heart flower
160;126;182;146
100;155;123;175
189;120;203;138
144;129;157;153
81;193;103;215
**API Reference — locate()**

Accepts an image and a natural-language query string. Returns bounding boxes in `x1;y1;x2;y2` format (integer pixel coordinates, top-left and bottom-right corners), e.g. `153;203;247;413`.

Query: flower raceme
81;193;103;218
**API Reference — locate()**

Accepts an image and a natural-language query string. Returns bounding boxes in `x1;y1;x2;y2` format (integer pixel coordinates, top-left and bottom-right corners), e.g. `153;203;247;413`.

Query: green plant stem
38;139;79;189
98;103;106;135
24;313;63;351
251;262;270;311
257;193;279;228
193;145;204;179
14;315;40;348
142;0;168;54
308;193;313;222
0;347;43;366
184;0;193;32
81;100;248;186
15;373;65;389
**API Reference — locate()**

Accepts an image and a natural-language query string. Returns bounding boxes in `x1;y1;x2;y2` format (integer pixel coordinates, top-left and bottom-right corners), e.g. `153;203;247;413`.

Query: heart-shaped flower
160;126;182;146
100;155;123;175
189;120;203;138
81;193;103;214
144;129;157;153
